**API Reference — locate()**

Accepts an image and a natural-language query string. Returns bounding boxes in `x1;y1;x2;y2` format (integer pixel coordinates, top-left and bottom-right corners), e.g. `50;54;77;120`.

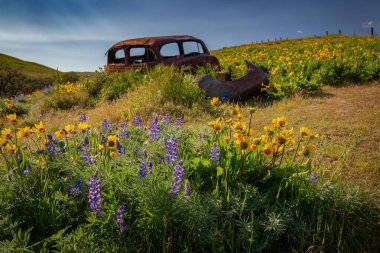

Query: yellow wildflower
235;136;250;150
54;130;65;140
288;139;296;148
1;128;12;139
41;139;48;150
300;127;312;138
64;124;75;134
6;114;17;125
34;121;45;134
274;133;288;145
231;105;240;115
299;143;315;156
78;122;90;132
107;135;118;148
236;112;244;120
260;134;269;143
110;151;118;158
17;126;32;139
0;137;7;147
208;118;223;133
223;117;232;124
6;143;17;154
223;135;231;142
98;144;104;151
232;121;246;132
272;116;288;128
263;124;275;135
210;97;220;107
262;143;273;157
249;144;257;151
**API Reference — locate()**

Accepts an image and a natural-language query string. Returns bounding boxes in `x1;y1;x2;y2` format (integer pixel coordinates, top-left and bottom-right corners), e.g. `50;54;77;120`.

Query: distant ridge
0;53;59;78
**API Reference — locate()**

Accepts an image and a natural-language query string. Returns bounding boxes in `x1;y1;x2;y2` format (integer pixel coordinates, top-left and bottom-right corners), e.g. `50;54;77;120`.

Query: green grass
0;53;58;78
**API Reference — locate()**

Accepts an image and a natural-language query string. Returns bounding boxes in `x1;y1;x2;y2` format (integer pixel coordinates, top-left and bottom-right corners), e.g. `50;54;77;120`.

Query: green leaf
217;167;224;177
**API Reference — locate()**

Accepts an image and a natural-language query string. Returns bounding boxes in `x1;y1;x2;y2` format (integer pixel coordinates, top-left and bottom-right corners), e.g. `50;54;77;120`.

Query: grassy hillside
0;53;83;96
212;35;380;98
0;53;57;78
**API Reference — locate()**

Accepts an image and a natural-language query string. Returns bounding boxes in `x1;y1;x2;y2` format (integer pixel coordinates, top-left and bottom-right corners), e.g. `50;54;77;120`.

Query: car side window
183;41;204;56
109;48;126;64
160;43;180;58
128;47;157;64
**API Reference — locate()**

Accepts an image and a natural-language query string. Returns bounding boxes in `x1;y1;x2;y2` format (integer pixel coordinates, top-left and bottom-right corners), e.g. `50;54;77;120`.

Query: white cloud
297;30;303;34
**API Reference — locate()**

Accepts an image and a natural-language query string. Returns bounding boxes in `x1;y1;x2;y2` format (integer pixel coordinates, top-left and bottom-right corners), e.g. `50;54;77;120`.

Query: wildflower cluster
207;99;319;168
56;82;83;94
213;36;380;97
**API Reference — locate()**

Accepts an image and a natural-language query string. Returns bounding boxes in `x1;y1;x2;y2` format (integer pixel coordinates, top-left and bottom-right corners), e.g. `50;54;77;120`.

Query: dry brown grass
240;81;380;198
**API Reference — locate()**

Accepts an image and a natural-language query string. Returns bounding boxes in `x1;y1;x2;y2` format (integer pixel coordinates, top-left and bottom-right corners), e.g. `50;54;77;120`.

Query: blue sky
0;0;379;71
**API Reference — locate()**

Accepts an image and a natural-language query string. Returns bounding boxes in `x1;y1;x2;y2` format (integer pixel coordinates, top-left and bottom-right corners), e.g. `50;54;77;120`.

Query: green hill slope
0;53;58;78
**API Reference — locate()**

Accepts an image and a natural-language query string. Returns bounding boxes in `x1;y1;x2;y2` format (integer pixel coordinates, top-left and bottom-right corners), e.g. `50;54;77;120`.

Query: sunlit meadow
0;36;380;252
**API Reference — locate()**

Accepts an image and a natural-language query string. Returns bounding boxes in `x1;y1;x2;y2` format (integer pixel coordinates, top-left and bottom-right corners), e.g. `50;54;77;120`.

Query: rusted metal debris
196;60;269;100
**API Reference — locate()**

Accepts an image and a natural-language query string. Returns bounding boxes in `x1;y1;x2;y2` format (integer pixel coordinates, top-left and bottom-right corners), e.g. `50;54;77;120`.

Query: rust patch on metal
196;60;269;100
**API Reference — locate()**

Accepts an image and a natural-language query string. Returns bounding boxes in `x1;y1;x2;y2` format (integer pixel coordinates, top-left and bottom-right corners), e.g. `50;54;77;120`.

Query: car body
106;35;220;72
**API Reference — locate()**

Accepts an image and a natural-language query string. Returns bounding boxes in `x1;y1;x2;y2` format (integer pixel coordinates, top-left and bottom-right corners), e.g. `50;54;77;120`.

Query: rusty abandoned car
106;35;268;100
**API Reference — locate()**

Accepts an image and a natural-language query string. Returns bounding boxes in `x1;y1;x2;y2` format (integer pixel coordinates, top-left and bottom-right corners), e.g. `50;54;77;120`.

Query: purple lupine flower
81;153;95;165
169;161;184;197
132;116;142;128
139;161;153;178
79;136;95;165
100;135;107;145
45;134;63;156
310;172;318;185
165;137;179;165
88;173;102;213
120;122;129;139
116;141;126;154
210;143;220;162
102;119;111;132
70;179;84;197
116;205;126;233
163;114;171;124
79;136;91;152
149;115;161;141
176;117;183;127
184;179;191;196
79;113;87;123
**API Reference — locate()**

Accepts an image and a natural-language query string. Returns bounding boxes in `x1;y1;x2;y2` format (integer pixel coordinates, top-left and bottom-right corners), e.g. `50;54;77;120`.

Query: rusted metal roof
108;35;198;51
